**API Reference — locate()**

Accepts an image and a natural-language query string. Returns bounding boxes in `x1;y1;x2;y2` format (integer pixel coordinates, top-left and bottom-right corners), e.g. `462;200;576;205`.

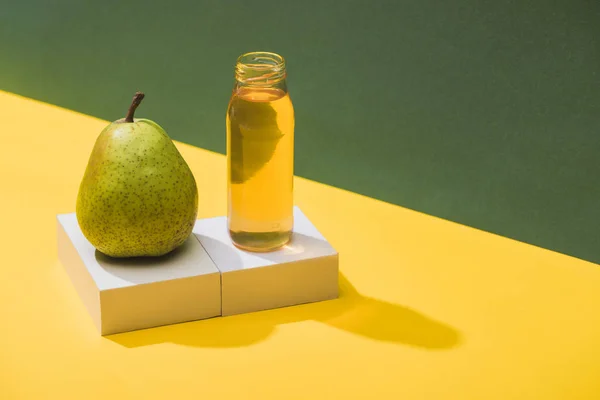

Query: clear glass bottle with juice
226;51;294;252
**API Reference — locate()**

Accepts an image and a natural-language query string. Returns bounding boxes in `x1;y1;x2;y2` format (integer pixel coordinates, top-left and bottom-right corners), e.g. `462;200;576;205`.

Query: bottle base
229;230;292;253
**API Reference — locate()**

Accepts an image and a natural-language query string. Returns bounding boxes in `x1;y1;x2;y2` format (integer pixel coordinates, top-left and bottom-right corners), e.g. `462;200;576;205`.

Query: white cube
194;207;339;316
57;214;221;335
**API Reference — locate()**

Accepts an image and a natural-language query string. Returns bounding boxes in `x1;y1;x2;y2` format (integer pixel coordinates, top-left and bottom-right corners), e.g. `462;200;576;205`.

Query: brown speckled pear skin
76;115;198;258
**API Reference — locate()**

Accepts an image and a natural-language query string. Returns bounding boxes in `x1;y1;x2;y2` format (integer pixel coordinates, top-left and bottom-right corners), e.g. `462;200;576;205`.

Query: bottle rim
235;51;287;85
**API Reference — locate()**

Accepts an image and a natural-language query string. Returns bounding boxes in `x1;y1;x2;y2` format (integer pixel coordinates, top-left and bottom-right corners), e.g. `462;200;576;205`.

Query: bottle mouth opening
235;51;286;85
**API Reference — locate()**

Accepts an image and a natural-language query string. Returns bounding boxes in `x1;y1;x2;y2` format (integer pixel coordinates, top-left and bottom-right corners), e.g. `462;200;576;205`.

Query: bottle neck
234;52;288;92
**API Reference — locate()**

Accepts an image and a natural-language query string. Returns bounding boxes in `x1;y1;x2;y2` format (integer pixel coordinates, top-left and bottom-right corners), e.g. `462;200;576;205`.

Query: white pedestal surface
194;207;339;316
57;207;339;334
57;214;221;335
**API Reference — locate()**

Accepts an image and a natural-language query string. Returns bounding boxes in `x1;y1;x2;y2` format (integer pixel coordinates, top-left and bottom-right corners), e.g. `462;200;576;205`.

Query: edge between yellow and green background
1;0;598;263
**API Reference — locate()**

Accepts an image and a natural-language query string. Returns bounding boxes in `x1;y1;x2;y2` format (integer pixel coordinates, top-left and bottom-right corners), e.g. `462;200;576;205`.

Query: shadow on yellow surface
107;272;461;350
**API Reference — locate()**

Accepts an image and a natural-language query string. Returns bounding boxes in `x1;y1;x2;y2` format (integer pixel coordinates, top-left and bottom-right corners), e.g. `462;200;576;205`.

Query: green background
1;0;598;263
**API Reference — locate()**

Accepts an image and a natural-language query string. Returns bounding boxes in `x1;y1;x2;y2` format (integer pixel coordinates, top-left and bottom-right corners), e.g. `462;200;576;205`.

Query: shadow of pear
108;272;461;350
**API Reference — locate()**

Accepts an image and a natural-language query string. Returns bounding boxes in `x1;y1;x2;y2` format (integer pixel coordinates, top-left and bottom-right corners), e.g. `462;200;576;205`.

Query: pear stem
125;92;145;122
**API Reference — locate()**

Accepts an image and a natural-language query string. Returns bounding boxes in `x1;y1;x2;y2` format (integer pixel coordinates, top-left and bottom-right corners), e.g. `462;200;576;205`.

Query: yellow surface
0;90;599;399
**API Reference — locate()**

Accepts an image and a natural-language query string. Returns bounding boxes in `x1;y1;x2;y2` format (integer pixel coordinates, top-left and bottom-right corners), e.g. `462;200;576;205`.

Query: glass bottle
226;51;295;252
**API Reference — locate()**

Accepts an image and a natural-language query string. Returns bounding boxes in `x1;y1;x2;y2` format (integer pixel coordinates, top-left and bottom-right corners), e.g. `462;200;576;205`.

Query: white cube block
57;214;221;335
194;207;339;316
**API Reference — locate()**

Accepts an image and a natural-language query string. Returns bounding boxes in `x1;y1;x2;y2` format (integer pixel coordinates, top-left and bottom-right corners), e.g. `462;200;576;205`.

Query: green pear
76;92;198;258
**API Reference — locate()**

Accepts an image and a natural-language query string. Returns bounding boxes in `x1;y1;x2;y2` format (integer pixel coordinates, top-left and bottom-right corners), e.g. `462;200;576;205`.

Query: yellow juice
226;86;294;251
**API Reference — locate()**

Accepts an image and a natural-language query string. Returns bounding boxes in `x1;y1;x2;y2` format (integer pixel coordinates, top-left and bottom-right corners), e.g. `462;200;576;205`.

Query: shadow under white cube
194;207;339;316
57;214;221;335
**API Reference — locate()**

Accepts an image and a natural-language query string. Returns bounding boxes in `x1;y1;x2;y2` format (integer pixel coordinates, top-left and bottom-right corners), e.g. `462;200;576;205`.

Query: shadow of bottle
108;270;461;350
